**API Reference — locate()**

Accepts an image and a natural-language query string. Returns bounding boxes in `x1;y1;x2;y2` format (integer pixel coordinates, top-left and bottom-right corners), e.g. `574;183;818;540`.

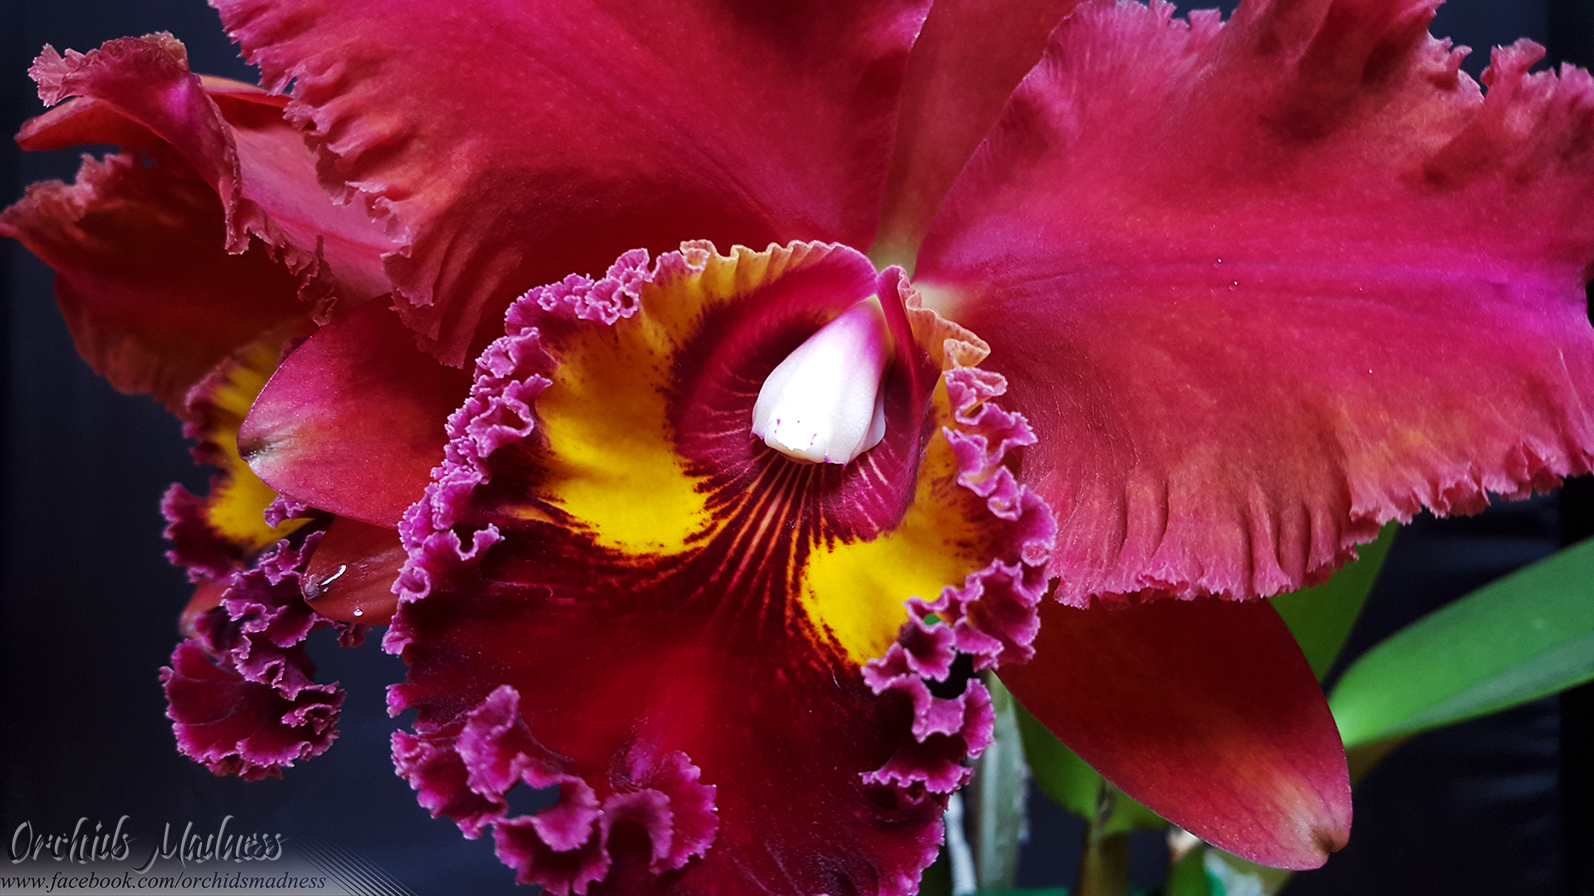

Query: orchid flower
5;0;1593;894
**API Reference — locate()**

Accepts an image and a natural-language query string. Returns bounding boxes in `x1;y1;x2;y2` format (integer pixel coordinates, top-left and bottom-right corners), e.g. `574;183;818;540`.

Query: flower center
751;298;892;464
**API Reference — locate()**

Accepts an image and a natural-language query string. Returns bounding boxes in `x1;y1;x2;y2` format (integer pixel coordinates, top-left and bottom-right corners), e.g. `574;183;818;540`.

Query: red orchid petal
210;0;934;364
164;536;363;781
1002;597;1351;870
873;0;1085;265
917;0;1594;602
386;243;1054;894
23;35;392;299
240;300;474;527
3;35;396;407
0;153;308;406
300;517;405;625
163;639;343;782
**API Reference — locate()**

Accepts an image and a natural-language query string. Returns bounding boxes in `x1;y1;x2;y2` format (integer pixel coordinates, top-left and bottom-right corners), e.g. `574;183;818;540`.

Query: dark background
2;1;1590;894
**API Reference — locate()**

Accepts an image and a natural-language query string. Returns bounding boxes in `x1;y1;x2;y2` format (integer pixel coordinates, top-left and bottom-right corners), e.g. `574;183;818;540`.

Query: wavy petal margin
163;331;310;581
210;0;934;364
23;35;391;297
385;242;1054;894
163;534;365;781
917;0;1594;602
3;35;391;406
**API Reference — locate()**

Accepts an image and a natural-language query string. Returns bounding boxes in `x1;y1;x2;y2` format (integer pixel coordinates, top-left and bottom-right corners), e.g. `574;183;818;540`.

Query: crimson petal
1;152;307;407
917;0;1594;602
240;299;474;527
2;35;392;406
873;0;1085;265
300;517;406;625
22;35;391;297
210;0;934;363
1002;597;1351;870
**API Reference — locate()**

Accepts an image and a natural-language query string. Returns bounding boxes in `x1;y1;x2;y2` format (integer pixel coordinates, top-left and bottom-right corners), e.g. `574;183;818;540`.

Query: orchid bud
751;298;892;464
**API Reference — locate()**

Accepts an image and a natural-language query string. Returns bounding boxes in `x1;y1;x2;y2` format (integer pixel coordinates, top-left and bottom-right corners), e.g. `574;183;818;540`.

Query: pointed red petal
240;301;473;526
917;0;1594;602
1002;597;1351;869
211;0;933;364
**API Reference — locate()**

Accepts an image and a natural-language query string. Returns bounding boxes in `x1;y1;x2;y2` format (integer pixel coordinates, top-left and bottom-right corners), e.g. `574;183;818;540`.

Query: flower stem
1076;830;1129;896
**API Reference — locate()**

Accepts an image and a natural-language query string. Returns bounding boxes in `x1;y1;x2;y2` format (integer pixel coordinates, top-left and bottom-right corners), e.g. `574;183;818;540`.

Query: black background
2;1;1590;894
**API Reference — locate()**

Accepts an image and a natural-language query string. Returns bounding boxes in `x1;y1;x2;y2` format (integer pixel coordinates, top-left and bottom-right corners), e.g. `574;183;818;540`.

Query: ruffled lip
381;241;1057;894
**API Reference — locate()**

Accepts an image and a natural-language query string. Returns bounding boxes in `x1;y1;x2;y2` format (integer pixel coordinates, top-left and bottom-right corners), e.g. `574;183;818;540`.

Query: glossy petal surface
1001;597;1351;870
212;0;934;363
240;299;474;527
300;517;405;625
387;243;1054;894
918;0;1594;602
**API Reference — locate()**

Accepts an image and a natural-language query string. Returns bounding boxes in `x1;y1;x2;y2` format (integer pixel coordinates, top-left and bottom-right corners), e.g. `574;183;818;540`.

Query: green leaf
1014;701;1097;819
973;678;1032;892
1013;703;1166;834
1166;846;1212;896
1269;524;1396;680
1204;850;1294;896
1330;537;1594;748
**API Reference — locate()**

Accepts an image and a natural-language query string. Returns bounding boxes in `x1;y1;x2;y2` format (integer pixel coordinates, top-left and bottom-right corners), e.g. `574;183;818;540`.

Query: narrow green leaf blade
1270;524;1396;680
974;677;1032;892
1330;537;1594;748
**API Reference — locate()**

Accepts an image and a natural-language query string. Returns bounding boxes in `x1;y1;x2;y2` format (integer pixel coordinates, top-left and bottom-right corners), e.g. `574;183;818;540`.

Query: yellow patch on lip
528;241;1001;666
800;386;995;665
533;243;845;557
533;322;710;555
193;336;309;549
